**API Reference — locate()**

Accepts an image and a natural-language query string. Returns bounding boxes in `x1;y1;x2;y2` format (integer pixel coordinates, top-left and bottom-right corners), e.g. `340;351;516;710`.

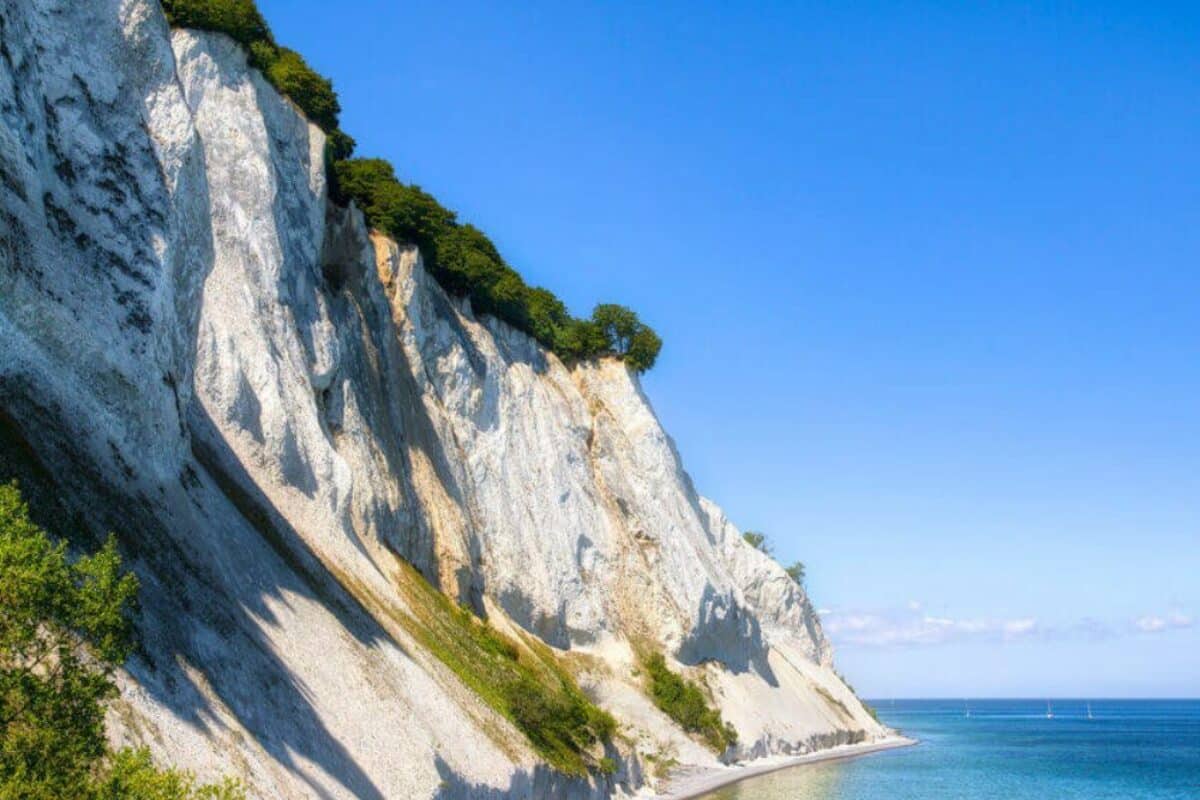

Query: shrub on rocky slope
641;652;737;753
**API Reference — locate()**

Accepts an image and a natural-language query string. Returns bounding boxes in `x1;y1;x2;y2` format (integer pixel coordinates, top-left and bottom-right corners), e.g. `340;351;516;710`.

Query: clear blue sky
259;0;1200;697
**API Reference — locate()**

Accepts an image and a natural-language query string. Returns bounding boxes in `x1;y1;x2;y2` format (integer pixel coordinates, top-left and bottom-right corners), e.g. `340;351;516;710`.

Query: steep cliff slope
0;1;887;797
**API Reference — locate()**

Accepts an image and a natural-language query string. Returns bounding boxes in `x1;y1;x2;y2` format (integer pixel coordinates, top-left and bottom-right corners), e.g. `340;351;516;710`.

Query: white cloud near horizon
818;606;1044;647
1134;609;1193;634
819;604;1194;648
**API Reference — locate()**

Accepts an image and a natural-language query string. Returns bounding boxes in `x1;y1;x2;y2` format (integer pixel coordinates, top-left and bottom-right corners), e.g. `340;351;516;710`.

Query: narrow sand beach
657;736;917;799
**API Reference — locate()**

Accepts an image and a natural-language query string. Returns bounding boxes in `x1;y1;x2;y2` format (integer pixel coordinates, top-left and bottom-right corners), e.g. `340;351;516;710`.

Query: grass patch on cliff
640;652;737;753
393;561;615;776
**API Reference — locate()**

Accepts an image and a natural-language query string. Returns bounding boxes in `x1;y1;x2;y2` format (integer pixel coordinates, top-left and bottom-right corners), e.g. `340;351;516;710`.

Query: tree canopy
592;304;663;372
160;0;270;47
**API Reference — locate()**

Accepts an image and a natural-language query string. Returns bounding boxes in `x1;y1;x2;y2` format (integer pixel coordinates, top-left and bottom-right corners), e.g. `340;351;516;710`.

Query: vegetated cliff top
160;0;662;372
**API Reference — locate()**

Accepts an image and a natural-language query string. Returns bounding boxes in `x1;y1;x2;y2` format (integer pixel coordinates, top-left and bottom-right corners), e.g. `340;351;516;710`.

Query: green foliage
590;304;640;354
324;129;357;163
785;561;805;585
553;318;608;361
502;676;612;772
0;483;242;799
0;484;137;797
641;652;737;753
333;158;663;371
332;160;452;253
742;531;770;554
393;561;615;776
623;325;663;373
643;749;679;780
591;304;662;371
92;748;245;800
598;756;617;775
258;47;340;132
160;0;270;46
524;288;572;348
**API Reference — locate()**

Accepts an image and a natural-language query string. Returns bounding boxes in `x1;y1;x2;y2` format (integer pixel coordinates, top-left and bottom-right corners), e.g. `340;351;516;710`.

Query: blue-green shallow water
701;700;1200;799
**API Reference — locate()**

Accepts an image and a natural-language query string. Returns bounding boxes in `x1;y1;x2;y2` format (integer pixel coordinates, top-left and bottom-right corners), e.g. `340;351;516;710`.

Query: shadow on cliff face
431;755;620;800
183;409;393;799
246;63;498;610
0;377;392;800
678;585;778;686
315;202;471;590
0;21;389;792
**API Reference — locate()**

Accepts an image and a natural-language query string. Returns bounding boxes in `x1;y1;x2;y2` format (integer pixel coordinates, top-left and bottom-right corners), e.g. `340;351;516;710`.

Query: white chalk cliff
0;1;888;797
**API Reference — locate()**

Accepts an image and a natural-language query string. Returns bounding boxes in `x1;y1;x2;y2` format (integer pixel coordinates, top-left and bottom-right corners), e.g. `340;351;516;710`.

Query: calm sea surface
701;699;1200;799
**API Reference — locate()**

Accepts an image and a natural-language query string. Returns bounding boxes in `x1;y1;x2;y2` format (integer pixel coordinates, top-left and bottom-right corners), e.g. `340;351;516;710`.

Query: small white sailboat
1087;702;1094;720
1045;701;1054;719
964;700;971;718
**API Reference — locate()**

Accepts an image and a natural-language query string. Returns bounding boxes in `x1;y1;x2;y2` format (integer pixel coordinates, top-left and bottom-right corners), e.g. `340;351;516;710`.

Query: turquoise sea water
702;699;1200;799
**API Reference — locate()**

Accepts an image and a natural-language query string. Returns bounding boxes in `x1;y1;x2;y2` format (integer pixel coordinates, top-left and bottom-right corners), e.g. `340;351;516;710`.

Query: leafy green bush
742;530;770;553
641;652;737;752
591;304;662;371
0;484;136;797
553;317;608;361
785;561;805;585
92;748;245;800
333;159;451;253
503;676;615;772
160;0;270;47
0;482;244;799
624;324;663;372
255;46;341;132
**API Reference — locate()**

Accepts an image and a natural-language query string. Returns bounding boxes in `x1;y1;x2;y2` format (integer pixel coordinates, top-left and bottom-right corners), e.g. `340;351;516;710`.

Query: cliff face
0;2;886;797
